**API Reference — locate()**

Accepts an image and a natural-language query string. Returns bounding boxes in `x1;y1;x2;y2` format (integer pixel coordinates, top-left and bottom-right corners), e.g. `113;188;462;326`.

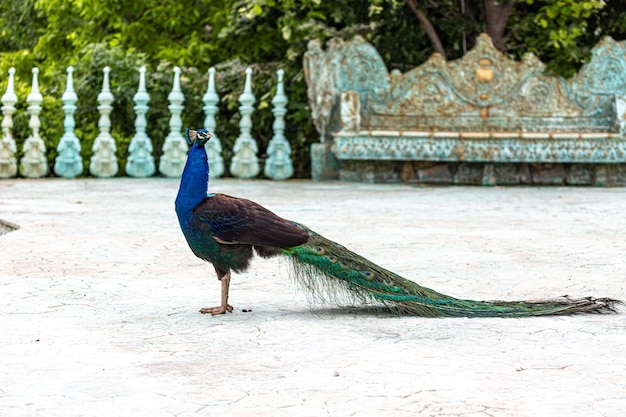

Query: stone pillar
264;69;293;180
230;68;259;179
202;67;225;177
339;91;360;132
159;66;188;177
90;66;118;178
20;67;49;178
615;95;626;135
126;66;155;177
54;66;83;178
0;67;18;178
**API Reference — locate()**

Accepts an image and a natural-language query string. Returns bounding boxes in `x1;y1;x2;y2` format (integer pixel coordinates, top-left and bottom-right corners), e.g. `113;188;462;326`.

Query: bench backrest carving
304;34;626;137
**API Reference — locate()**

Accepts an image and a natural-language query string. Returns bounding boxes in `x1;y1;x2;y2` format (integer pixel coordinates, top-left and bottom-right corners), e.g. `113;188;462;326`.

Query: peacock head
185;128;213;146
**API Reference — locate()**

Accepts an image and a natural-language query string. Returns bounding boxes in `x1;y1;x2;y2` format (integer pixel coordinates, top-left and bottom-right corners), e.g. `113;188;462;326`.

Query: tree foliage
1;0;625;177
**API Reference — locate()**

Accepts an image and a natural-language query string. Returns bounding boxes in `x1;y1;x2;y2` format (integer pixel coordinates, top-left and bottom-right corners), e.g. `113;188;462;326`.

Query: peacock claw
199;305;233;315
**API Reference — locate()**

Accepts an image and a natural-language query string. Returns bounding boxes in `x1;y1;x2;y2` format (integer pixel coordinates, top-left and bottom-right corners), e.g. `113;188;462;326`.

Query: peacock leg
199;271;233;315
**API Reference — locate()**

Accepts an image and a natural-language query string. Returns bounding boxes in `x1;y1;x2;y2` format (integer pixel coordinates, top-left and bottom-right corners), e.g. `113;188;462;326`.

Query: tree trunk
406;0;446;59
483;0;514;51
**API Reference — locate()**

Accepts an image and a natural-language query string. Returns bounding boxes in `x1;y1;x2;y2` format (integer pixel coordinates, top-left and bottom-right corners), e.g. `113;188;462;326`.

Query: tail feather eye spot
315;246;325;254
327;255;337;263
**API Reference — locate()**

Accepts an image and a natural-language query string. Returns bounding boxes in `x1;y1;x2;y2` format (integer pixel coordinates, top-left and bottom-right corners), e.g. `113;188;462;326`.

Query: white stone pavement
1;178;625;417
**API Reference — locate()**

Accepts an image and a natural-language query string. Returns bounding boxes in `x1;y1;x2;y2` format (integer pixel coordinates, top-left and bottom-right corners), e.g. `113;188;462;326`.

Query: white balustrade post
20;67;49;178
230;67;259;178
89;66;118;177
0;67;18;178
202;67;225;177
126;66;155;177
265;69;293;180
54;66;83;178
159;66;187;177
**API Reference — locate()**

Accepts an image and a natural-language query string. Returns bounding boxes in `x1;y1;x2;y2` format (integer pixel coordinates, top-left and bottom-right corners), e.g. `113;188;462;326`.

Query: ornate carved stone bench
304;34;626;185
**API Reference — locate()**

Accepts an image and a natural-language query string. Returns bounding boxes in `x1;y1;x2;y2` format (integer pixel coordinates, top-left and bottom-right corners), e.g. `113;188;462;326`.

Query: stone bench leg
311;142;340;181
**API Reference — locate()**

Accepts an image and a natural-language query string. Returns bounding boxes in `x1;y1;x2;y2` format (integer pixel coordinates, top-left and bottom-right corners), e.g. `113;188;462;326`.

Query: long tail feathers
282;225;621;317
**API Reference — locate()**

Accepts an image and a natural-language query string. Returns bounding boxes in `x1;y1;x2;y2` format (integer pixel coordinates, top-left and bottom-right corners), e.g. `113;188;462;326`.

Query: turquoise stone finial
159;66;188;177
0;67;18;178
54;66;83;178
265;69;293;180
202;67;225;178
90;66;118;177
230;67;259;179
127;66;155;177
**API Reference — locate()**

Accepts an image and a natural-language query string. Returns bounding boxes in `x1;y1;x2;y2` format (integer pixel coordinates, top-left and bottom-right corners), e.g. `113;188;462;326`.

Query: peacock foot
199;304;233;315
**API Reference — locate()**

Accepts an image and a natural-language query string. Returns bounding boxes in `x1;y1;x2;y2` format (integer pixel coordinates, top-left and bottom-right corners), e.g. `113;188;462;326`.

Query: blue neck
175;142;209;223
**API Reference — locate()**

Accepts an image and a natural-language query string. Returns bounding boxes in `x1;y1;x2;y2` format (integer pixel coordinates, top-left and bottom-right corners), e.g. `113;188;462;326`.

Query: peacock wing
193;193;309;248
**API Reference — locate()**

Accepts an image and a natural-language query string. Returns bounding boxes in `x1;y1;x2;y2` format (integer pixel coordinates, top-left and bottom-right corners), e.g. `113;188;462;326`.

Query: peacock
175;128;621;317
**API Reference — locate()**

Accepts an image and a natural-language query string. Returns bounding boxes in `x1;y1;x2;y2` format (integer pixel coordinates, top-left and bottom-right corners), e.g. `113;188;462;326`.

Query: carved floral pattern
333;135;626;163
